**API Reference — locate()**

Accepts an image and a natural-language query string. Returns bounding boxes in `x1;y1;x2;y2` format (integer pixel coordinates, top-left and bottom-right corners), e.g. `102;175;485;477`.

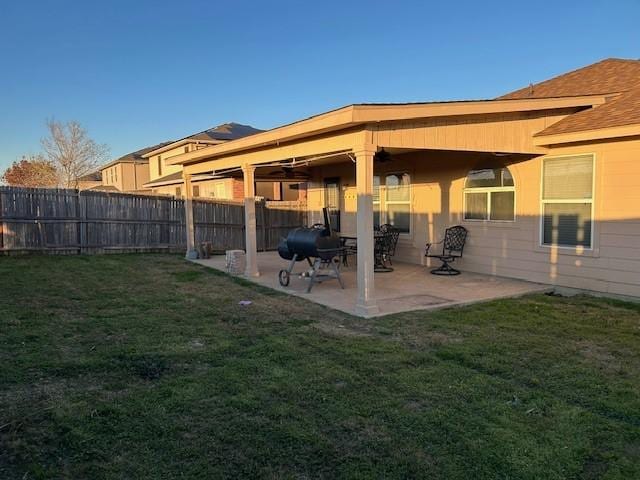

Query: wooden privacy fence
0;187;307;254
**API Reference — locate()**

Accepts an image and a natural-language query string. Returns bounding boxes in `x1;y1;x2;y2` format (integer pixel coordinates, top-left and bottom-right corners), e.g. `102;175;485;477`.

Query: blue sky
0;0;638;170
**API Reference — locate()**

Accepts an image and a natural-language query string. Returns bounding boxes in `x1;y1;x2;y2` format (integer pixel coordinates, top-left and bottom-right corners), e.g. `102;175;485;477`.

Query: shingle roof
498;58;640;137
78;171;102;181
535;86;640;136
187;122;263;142
119;142;175;163
101;141;174;170
499;58;640;100
143;171;183;187
86;184;120;192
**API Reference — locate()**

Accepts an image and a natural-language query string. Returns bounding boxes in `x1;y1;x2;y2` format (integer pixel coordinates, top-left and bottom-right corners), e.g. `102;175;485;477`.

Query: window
373;173;411;233
282;182;301;201
210;182;226;199
193;185;200;197
463;167;515;221
157;156;162;176
184;146;190;154
175;186;181;197
541;155;594;248
256;181;276;200
114;167;117;183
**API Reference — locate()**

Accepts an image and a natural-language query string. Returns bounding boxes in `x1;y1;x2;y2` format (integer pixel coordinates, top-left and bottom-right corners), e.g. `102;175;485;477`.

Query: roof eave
143;178;185;188
142;139;224;158
100;159;148;170
533;123;640;146
168;95;607;166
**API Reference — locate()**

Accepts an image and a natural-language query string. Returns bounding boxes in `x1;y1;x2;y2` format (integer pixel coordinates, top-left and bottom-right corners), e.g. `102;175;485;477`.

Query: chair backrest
443;225;468;257
379;224;400;257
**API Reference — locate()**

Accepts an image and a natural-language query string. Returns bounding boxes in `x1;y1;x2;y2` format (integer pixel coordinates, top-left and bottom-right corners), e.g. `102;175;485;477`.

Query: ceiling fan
267;166;310;179
374;147;393;163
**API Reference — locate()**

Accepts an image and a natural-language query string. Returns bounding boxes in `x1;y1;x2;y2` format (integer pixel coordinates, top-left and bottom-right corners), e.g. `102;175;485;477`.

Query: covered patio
172;98;606;317
194;252;550;317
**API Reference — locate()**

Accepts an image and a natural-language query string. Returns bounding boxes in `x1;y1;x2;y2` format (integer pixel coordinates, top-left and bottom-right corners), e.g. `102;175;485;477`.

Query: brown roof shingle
535;87;640;136
499;58;640;100
498;58;640;137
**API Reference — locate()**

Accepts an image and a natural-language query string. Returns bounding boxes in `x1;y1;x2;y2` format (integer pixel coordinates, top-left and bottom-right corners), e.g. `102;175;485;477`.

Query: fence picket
0;187;307;254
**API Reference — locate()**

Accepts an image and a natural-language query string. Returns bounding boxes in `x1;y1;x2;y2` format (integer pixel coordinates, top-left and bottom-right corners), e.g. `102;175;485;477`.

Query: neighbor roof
143;171;183;188
189;123;264;142
101;141;174;170
143;123;264;158
78;171;102;182
86;184;120;192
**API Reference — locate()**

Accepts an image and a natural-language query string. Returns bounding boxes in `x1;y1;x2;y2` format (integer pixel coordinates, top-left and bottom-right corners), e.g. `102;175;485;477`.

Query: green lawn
1;255;639;479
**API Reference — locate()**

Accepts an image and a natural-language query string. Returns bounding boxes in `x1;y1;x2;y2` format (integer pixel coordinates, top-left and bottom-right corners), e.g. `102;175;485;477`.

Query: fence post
183;174;197;259
78;190;87;254
260;200;267;252
0;187;3;251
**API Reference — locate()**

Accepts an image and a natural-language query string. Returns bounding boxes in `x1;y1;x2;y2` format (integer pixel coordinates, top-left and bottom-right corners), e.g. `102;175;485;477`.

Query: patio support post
183;173;197;259
354;148;379;316
242;164;260;277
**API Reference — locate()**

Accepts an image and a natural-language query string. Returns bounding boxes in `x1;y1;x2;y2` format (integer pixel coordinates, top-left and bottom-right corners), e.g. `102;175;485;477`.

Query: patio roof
193;252;551;318
169;95;606;167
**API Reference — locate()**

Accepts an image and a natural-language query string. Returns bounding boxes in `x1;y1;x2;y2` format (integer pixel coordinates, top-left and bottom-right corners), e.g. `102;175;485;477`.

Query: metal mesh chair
425;225;468;275
375;224;400;272
379;224;400;266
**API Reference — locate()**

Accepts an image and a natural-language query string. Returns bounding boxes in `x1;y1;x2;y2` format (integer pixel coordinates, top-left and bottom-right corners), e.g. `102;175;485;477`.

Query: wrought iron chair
375;224;400;272
341;237;358;267
379;224;400;266
425;225;468;275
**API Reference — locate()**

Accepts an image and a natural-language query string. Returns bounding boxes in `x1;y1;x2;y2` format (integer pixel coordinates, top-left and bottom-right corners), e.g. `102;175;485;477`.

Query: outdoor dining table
337;231;391;272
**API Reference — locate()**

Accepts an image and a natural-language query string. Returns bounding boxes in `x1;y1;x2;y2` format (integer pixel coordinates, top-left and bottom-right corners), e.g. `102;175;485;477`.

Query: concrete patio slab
193;252;552;317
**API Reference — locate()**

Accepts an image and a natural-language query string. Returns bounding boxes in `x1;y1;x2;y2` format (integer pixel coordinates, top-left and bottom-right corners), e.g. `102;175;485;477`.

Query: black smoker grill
277;209;345;293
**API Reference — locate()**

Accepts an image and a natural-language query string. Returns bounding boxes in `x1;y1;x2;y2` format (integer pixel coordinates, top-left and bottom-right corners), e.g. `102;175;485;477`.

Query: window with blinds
373;173;411;233
541;155;594;248
463;167;515;221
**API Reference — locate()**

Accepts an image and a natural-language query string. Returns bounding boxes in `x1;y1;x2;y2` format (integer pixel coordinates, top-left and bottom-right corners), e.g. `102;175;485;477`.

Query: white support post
354;149;379;316
183;173;197;259
242;164;260;277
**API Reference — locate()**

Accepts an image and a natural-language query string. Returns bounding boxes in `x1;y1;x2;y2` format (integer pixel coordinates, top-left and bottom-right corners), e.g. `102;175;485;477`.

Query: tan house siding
100;162;150;192
301;140;640;298
372;110;574;155
422;141;640;298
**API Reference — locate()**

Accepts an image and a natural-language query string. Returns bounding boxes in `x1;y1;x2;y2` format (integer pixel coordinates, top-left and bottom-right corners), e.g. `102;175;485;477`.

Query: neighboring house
77;171;102;190
142;122;306;200
98;142;172;193
168;58;640;313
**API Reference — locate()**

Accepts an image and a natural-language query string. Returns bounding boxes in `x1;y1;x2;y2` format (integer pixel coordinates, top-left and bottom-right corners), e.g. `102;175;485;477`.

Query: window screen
541;155;594;248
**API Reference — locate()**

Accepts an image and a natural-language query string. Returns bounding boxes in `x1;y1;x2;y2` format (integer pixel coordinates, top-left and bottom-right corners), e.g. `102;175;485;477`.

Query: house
142;122;307;200
76;171;102;190
97;142;172;193
168;58;640;315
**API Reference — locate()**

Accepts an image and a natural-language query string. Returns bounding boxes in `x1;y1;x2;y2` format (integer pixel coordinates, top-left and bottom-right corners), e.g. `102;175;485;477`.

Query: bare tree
41;119;109;188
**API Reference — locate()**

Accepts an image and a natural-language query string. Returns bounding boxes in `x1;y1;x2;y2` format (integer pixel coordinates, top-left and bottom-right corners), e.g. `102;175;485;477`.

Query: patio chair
379;224;400;266
375;224;400;272
341;237;358;267
425;225;468;275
